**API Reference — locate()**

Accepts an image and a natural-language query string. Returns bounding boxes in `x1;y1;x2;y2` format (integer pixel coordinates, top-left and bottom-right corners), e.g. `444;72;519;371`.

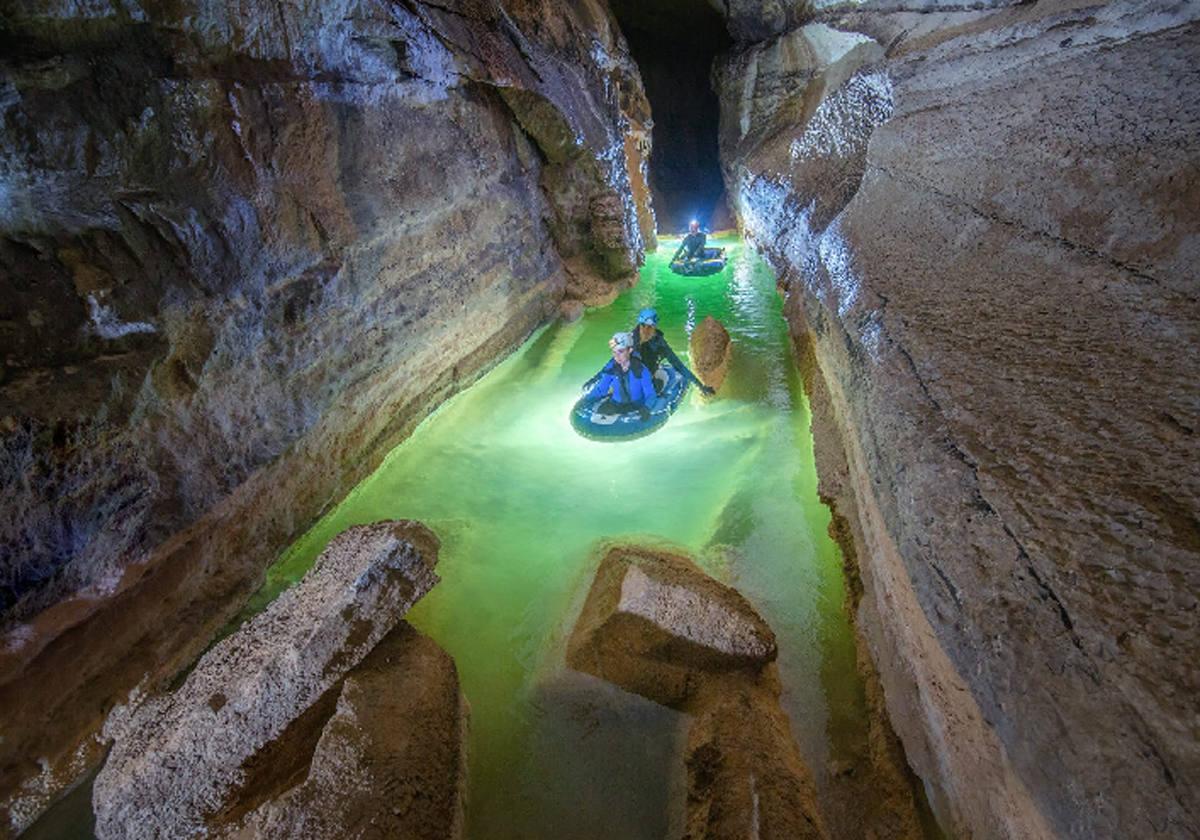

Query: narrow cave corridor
609;0;733;233
1;1;1197;839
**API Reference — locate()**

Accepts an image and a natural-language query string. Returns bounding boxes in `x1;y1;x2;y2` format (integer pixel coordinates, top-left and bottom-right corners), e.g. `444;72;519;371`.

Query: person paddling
632;308;714;395
584;331;656;418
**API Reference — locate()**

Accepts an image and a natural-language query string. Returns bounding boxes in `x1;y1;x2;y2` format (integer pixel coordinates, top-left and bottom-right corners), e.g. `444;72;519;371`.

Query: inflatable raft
570;363;689;441
669;247;726;277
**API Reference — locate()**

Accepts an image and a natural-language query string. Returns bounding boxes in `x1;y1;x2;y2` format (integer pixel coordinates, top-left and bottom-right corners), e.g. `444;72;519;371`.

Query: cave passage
610;0;733;234
28;242;870;839
234;240;867;838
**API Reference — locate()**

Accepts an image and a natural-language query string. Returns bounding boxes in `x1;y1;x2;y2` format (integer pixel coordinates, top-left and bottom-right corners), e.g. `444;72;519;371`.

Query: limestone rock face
706;0;810;44
688;316;732;392
566;544;825;839
717;2;1200;837
0;0;654;826
566;545;777;709
685;681;825;840
91;521;439;840
228;622;468;840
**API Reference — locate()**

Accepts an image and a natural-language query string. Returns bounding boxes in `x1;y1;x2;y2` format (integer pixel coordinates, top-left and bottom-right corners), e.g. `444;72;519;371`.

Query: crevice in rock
215;681;343;827
608;0;733;231
886;321;1096;672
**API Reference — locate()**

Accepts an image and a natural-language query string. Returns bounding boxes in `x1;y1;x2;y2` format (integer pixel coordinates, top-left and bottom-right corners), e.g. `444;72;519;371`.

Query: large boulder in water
228;621;468;840
92;521;440;840
566;545;777;710
689;316;732;393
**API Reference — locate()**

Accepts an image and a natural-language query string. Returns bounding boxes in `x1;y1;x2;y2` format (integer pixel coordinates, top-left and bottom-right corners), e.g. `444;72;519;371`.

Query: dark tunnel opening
609;0;734;236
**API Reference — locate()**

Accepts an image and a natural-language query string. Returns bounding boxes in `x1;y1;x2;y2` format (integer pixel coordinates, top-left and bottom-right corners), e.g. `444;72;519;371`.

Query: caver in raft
570;314;711;441
669;220;726;277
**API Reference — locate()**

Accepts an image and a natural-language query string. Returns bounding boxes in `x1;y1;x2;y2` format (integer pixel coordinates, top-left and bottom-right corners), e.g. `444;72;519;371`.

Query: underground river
27;236;874;839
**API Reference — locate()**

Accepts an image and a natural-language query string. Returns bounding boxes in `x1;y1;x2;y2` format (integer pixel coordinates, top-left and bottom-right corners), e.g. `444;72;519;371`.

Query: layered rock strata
0;0;653;828
688;315;732;392
566;544;827;840
715;2;1200;837
92;521;442;839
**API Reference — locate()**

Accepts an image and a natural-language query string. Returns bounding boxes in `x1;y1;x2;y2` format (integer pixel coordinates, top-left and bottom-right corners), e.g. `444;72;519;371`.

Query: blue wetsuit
586;355;655;408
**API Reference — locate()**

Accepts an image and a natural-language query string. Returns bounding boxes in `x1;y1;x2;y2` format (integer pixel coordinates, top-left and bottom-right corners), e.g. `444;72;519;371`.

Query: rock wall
714;1;1199;837
0;0;653;829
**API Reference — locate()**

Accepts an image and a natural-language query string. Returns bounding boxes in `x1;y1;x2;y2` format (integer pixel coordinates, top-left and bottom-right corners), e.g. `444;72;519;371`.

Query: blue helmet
637;307;658;326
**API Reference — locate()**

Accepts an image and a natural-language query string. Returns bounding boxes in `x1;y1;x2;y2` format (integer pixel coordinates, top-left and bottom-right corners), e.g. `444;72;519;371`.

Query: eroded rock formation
684;680;825;840
227;622;468;840
0;0;654;828
566;544;828;840
92;521;441;839
714;1;1200;837
689;315;732;392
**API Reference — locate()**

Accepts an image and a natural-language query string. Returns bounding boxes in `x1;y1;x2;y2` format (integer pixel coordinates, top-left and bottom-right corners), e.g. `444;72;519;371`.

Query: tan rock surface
717;2;1200;837
91;521;439;840
226;622;468;840
685;679;825;840
566;543;825;839
566;545;777;709
689;316;732;392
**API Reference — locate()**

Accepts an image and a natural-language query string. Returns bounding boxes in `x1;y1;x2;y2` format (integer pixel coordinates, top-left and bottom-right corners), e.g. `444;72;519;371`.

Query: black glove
637;406;651;421
701;384;716;396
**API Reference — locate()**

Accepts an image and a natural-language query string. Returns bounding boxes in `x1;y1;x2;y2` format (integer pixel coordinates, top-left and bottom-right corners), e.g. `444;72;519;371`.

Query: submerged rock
689;316;732;393
227;622;468;840
685;680;826;840
566;545;776;709
92;521;440;840
566;543;826;839
558;300;586;323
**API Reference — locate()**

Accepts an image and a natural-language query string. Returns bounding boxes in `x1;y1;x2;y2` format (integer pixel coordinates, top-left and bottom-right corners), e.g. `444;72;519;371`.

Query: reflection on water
30;236;870;839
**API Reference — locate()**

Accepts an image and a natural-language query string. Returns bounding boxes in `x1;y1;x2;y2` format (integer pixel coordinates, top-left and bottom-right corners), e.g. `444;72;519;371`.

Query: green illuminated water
27;236;870;839
250;235;868;837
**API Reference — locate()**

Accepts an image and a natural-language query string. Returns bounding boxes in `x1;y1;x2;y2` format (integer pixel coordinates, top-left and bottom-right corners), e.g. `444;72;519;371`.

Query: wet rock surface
0;0;654;825
92;521;440;840
226;622;468;840
567;545;777;709
688;316;732;393
566;544;826;839
685;679;825;840
717;1;1200;837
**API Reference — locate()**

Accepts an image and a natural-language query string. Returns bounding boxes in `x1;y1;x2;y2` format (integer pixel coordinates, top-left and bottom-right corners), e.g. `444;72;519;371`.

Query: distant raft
570;363;689;441
669;247;727;277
